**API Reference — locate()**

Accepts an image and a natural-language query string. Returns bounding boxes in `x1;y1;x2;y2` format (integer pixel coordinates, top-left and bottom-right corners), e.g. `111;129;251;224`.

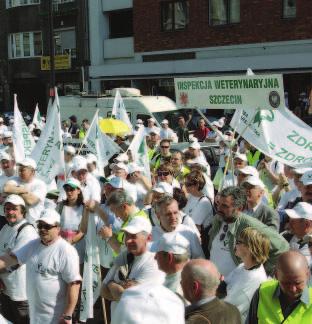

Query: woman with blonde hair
222;227;270;322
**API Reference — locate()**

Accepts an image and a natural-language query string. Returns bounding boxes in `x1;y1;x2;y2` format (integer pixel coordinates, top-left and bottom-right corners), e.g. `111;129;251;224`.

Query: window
54;28;76;58
283;0;296;18
109;10;133;38
209;0;240;26
53;0;74;3
6;0;39;8
8;31;42;58
161;1;189;31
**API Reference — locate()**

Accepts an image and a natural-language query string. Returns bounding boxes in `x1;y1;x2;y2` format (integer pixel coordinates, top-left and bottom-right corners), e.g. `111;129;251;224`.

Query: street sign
40;54;71;70
174;74;285;110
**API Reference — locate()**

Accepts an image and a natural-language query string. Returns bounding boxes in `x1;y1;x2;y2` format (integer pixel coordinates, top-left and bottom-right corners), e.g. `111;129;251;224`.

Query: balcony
102;0;132;12
103;37;134;59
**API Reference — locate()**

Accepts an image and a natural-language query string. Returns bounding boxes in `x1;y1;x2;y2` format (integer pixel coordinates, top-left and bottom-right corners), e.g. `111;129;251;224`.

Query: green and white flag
13;94;35;163
128;126;151;181
230;106;312;167
112;89;133;131
79;213;101;322
31;88;65;184
82;110;120;171
32;103;44;129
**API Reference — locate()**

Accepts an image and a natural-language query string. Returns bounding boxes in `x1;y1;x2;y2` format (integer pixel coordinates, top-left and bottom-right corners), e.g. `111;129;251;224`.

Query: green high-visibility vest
247;150;261;167
257;279;312;324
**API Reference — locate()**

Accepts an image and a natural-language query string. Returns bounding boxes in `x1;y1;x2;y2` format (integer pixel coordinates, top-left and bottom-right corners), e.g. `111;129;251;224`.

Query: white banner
174;74;285;110
112;89;133;131
13;94;35;163
80;213;101;322
82;110;120;171
31;89;65;184
32;103;44;129
128;127;151;181
230;107;312;167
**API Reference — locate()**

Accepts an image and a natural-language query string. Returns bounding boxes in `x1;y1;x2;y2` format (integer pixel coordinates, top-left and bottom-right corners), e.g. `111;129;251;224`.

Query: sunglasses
219;224;229;241
161;146;170;149
37;223;58;230
157;171;170;177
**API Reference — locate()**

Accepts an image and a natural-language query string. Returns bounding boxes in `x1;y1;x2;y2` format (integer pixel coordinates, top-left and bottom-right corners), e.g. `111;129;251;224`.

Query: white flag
230;106;312;167
31;88;65;184
82;110;120;170
128;126;151;180
13;94;35;163
79;214;101;322
112;90;133;131
32;103;44;129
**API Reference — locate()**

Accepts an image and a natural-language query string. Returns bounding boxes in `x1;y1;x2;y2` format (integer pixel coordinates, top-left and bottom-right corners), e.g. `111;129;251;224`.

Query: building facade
0;0;88;113
88;0;312;110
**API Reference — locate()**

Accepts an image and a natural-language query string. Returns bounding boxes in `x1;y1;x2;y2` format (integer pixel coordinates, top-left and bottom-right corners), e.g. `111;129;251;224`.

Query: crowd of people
0;112;311;324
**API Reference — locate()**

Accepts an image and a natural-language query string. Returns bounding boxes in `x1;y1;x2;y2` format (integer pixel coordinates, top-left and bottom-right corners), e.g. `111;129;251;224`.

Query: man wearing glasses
0;208;81;324
208;187;289;277
150;139;172;171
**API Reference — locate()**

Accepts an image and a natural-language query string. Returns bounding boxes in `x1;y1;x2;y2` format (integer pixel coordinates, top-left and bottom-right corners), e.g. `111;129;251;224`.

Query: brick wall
133;0;312;52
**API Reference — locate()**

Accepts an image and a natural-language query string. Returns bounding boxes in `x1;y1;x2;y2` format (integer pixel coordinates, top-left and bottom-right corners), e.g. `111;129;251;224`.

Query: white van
58;88;178;126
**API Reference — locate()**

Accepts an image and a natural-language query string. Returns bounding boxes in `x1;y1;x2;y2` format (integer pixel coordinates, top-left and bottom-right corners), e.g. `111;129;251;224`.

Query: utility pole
48;0;55;97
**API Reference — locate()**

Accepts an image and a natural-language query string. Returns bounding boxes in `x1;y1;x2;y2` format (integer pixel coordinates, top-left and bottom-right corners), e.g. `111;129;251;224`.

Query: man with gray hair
102;216;164;317
182;259;241;324
99;190;148;254
208;186;289;276
153;232;189;298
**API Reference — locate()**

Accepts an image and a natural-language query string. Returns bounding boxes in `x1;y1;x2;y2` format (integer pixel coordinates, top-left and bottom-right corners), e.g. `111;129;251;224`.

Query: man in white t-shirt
151;196;204;259
3;158;47;225
0;195;38;323
159;119;177;142
0;208;81;324
102;217;164;316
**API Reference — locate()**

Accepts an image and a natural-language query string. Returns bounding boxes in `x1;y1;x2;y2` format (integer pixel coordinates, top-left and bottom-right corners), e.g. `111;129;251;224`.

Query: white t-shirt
225;263;268;322
183;194;213;228
289;235;312;267
160;128;176;141
103;250;165;316
0;220;38;301
14;176;47;225
277;187;301;210
14;237;81;324
210;222;237;276
151;223;205;259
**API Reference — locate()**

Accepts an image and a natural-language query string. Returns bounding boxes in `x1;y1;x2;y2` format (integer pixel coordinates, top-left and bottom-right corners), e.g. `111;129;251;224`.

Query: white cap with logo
4;194;25;207
17;158;37;170
300;169;312;186
38;209;61;225
243;175;265;189
152;182;173;196
285;202;312;221
122;217;152;234
238;166;259;177
152;232;190;255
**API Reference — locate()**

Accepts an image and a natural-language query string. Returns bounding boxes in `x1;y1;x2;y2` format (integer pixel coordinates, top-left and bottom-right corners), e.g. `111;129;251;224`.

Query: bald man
247;250;312;323
181;259;241;324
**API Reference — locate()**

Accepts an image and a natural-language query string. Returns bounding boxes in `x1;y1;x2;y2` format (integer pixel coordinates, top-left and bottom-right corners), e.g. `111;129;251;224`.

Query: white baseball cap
147;117;156;123
152;232;190;255
73;158;88;171
0;151;13;161
243;175;265;189
136;119;143;124
300;170;312;186
161;119;169;125
63;177;81;189
189;142;201;150
149;128;160;135
114;153;129;163
3;131;12;138
234;153;247;162
238;165;259;177
38;209;61;225
64;145;76;155
111;283;184;324
152;182;173;196
17;158;37;170
110;162;129;173
4;194;25;207
86;153;97;164
128;163;144;174
122;216;152;234
285;202;312;221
